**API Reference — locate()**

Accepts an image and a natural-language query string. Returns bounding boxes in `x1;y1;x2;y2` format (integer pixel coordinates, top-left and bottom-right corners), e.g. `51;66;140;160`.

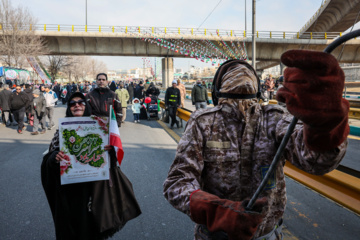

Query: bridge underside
302;0;360;34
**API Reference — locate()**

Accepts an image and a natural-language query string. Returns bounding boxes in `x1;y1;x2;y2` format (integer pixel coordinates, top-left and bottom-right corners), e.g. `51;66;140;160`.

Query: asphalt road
0;103;359;240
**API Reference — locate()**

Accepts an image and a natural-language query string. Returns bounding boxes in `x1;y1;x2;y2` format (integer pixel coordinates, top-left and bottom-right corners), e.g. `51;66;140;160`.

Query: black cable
246;28;360;211
197;0;223;29
337;10;360;61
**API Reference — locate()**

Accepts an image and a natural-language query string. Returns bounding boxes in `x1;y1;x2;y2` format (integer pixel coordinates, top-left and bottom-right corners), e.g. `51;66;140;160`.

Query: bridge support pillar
162;57;174;89
280;63;285;75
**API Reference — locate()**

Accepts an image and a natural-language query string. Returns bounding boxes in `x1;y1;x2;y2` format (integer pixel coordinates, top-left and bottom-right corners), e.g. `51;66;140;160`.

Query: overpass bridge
258;0;360;70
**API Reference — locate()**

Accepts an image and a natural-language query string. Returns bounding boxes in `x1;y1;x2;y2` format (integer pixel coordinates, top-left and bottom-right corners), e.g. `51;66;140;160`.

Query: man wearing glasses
86;73;122;127
9;85;30;134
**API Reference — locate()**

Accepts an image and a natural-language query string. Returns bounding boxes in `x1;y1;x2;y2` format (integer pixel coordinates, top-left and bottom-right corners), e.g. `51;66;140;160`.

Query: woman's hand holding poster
59;116;109;185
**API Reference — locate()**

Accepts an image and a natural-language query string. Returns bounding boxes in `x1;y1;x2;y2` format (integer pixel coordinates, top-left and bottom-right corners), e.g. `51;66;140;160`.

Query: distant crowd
0;78;163;134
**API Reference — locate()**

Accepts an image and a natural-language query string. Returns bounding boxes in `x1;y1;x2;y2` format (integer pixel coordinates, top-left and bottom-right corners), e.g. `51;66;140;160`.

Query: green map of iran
62;129;106;168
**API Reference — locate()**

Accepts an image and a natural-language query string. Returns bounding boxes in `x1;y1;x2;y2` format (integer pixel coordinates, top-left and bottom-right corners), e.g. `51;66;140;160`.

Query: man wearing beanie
165;80;181;129
31;89;46;135
164;51;348;240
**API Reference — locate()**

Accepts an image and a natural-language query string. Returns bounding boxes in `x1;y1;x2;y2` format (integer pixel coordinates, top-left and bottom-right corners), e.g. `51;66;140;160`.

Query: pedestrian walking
43;85;58;130
163;51;349;240
115;83;130;123
165;80;181;129
0;84;13;126
10;85;30;134
127;82;134;103
265;76;275;100
31;89;46;135
131;98;142;123
23;84;34;124
177;79;186;108
191;80;209;110
41;92;135;239
134;81;145;102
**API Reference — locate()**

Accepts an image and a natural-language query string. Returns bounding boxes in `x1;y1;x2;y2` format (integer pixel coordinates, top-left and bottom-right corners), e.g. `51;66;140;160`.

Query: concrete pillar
280;63;284;75
162;57;174;89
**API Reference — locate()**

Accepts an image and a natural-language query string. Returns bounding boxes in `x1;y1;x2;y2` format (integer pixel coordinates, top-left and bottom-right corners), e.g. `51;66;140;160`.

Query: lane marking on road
157;120;181;143
348;135;360;140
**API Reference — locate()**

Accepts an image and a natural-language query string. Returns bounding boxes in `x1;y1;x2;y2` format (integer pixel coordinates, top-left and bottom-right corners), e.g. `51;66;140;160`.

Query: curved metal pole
246;29;360;210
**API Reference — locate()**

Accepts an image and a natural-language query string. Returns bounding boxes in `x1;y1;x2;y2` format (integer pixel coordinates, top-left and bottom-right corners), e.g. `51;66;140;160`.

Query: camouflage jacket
163;103;347;239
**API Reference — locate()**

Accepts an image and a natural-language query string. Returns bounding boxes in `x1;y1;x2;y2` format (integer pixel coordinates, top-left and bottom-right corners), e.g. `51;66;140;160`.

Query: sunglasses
69;99;86;107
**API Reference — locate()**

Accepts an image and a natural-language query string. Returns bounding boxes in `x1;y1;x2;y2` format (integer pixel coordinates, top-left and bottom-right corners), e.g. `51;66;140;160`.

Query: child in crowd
131;98;143;123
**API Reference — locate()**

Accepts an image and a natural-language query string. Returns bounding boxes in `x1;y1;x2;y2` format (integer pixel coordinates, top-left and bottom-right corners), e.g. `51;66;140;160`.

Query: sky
10;0;327;71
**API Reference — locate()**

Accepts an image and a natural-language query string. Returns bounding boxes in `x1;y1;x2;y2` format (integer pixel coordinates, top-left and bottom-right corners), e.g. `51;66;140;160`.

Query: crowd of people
0;82;58;134
0;77;165;133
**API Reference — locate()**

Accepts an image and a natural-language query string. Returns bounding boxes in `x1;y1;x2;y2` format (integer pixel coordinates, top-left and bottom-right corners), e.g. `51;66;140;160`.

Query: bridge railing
299;0;330;34
1;23;351;40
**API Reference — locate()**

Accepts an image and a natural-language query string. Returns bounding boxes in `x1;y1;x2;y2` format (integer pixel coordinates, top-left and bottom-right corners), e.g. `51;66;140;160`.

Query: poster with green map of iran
59;116;109;185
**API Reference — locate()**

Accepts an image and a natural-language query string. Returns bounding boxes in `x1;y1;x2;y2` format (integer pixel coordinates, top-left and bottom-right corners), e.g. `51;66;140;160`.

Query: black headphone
211;59;261;106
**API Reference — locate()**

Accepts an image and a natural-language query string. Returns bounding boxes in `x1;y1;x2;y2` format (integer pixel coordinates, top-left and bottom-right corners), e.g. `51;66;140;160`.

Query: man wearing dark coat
127;82;134;104
133;81;145;102
165;80;181;129
24;84;34;123
10;85;30;133
86;73;122;127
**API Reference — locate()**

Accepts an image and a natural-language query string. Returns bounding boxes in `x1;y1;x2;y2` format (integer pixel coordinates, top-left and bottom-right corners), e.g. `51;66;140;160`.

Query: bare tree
0;0;47;68
61;56;108;83
45;56;74;80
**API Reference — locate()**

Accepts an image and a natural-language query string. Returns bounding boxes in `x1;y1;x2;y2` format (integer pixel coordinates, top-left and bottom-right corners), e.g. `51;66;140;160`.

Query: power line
197;0;223;29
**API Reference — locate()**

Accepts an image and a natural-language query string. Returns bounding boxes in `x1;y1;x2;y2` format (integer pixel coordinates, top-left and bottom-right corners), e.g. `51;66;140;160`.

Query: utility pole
85;0;87;26
245;0;247;34
143;58;146;81
252;0;256;70
154;57;157;82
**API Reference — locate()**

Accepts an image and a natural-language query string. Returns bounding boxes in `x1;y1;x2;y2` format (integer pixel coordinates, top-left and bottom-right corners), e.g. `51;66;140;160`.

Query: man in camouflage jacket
163;51;349;240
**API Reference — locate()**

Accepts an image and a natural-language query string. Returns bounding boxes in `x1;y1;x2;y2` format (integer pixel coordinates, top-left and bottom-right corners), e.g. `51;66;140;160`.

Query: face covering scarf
218;64;259;117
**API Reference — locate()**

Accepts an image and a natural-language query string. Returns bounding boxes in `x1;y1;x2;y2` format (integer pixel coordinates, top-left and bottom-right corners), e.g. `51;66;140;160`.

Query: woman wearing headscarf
163;52;349;240
41;92;132;239
109;81;117;92
145;82;160;97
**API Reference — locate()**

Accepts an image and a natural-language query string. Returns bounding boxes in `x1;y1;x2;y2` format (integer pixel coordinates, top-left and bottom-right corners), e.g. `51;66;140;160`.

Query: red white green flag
109;106;124;165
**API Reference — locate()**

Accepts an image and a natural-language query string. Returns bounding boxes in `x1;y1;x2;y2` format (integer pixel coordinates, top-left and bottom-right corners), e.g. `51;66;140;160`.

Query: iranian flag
109;106;124;165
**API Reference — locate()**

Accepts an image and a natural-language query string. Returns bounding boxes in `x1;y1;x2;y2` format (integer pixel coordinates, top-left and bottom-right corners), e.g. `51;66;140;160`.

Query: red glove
276;50;349;151
189;190;267;240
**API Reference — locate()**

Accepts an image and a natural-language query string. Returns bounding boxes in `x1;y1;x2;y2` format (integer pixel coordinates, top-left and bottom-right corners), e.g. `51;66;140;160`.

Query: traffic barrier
284;162;360;215
184;90;360;119
350;126;360;136
158;99;360;215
